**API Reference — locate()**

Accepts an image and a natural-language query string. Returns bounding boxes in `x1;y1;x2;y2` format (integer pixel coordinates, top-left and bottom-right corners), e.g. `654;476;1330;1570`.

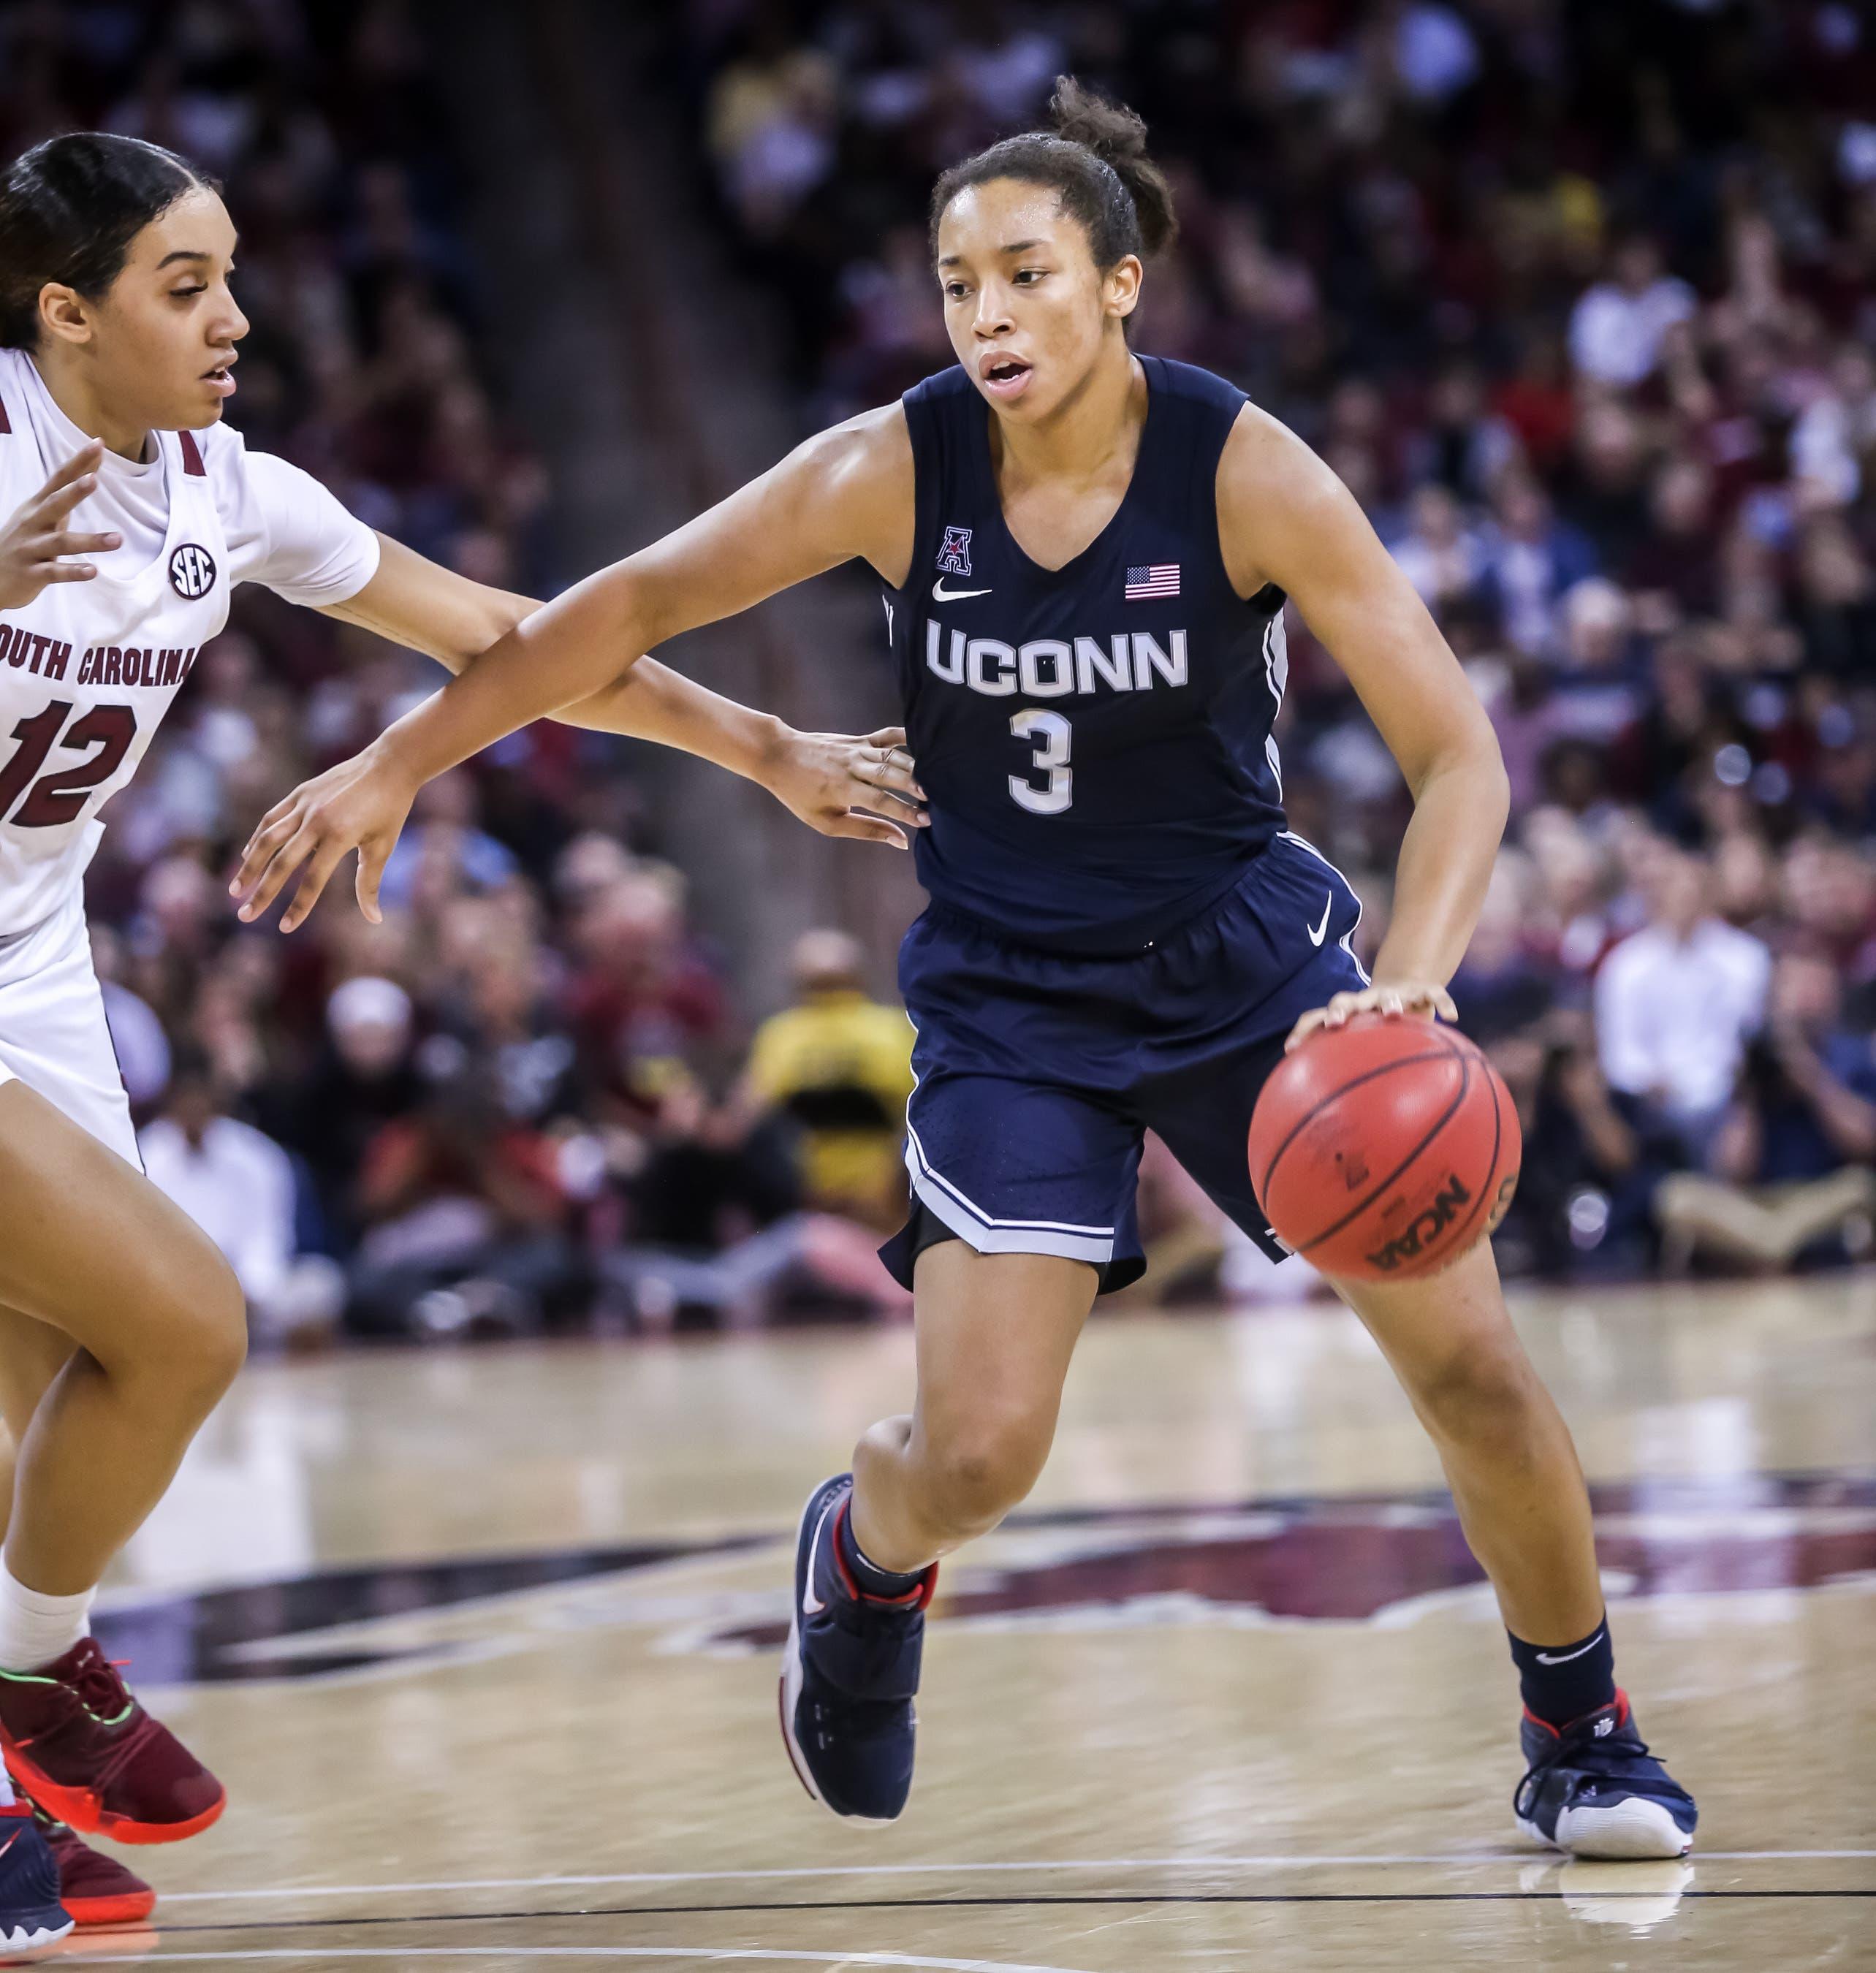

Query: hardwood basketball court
51;1275;1875;1969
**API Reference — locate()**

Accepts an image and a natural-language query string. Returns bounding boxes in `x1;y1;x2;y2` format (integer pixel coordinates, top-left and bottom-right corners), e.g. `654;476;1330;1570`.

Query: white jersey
0;348;380;935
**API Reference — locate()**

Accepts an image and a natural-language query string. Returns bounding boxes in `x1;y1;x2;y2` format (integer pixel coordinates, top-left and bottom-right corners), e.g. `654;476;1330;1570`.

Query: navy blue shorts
880;832;1370;1293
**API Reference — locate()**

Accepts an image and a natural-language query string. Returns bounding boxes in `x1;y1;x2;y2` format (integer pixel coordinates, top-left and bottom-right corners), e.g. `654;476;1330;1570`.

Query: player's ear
1104;254;1143;322
37;285;94;349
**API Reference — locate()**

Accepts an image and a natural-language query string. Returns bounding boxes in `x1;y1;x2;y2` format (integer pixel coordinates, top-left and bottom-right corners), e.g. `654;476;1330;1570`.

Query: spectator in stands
1625;457;1720;626
345;1066;584;1341
139;1052;344;1350
1489;1011;1661;1280
1656;949;1876;1273
1595;840;1772;1159
1388;482;1484;617
270;976;426;1252
564;867;729;1105
737;930;914;1230
1450;855;1556;1045
1476;473;1597;658
1549;580;1646;746
376;769;521;913
1568;235;1696;389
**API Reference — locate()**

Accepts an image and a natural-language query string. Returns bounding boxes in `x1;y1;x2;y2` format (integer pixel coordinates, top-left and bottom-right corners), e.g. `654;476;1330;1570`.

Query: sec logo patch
168;542;217;599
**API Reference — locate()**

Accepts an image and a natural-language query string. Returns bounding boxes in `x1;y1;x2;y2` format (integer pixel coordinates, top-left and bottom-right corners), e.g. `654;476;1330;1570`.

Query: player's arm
318;534;924;840
1217;406;1511;1047
234;406;917;930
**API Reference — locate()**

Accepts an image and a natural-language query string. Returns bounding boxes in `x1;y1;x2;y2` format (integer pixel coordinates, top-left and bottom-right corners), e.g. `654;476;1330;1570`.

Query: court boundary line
153;1849;1876;1904
55;1953;1091;1972
140;1885;1876;1944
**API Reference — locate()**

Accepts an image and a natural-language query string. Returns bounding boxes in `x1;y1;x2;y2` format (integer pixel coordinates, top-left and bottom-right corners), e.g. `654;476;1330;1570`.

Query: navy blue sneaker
0;1798;73;1950
1515;1692;1696;1859
778;1473;935;1822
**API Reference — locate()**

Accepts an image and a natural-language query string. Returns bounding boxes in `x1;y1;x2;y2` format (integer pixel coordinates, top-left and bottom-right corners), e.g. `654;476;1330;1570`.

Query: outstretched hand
760;724;927;848
229;743;419;932
1284;979;1457;1054
0;443;121;610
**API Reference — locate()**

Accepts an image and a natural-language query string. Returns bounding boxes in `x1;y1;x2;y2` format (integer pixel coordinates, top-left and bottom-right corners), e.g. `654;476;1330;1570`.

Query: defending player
0;129;922;1939
235;83;1697;1861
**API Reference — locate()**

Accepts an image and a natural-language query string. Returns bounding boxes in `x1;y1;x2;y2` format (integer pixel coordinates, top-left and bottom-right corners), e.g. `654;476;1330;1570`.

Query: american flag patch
1125;563;1180;599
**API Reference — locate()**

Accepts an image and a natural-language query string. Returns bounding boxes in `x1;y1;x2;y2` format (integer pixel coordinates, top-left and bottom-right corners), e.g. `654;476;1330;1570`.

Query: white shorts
0;892;141;1170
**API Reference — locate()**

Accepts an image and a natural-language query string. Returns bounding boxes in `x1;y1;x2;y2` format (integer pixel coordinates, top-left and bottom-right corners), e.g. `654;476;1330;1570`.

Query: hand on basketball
229;742;419;933
0;444;123;609
1284;980;1457;1054
759;724;927;849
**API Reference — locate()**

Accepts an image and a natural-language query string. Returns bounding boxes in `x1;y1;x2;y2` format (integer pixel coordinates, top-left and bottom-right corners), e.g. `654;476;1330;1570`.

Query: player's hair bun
1046;77;1178;258
930;76;1178;273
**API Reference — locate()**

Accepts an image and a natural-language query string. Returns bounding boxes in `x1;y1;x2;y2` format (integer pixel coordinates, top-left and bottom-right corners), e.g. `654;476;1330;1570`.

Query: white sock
0;1565;94;1674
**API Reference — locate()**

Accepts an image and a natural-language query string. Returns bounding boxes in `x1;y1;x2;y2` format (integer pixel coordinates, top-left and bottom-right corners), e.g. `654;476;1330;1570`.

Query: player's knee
153;1254;248;1410
920;1409;1051;1536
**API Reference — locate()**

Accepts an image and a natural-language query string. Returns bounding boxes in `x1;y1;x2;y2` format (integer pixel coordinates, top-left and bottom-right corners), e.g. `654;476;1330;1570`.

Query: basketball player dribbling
238;83;1697;1861
0;132;922;1942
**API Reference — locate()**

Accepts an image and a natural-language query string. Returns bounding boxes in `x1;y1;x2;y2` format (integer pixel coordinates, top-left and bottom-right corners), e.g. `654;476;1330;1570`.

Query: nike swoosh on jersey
1533;1630;1606;1666
932;579;992;602
1307;892;1334;946
800;1494;842;1616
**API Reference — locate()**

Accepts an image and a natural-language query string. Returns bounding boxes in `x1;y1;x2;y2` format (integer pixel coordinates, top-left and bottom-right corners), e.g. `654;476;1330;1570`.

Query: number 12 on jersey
0;701;139;829
1009;707;1072;815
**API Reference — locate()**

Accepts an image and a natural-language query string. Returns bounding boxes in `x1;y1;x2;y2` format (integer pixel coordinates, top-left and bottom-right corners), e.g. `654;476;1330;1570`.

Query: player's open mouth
202;362;237;398
979;355;1033;400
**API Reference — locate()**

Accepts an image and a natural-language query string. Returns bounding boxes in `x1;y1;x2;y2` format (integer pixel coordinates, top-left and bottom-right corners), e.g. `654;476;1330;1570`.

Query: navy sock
1508;1614;1617;1727
836;1501;927;1603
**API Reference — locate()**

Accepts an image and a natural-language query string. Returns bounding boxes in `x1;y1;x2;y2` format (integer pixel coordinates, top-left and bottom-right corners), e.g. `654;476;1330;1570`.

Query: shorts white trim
903;1122;1115;1267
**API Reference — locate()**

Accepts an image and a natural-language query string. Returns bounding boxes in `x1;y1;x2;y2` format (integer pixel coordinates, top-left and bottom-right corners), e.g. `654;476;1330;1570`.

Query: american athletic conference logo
936;525;973;576
168;542;216;599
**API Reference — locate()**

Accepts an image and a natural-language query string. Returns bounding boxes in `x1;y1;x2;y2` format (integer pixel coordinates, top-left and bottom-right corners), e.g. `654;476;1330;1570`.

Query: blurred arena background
4;0;1873;1345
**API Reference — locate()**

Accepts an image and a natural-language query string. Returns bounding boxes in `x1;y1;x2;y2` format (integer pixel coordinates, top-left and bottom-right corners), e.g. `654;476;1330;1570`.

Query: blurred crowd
5;0;1873;1347
675;0;1876;1288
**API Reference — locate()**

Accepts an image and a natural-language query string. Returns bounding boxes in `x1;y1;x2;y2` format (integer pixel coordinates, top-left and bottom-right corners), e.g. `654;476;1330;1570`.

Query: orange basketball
1248;1013;1521;1283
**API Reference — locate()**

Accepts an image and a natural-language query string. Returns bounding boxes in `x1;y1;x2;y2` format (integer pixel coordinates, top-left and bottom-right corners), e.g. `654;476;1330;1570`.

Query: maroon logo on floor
91;1475;1875;1684
701;1472;1876;1653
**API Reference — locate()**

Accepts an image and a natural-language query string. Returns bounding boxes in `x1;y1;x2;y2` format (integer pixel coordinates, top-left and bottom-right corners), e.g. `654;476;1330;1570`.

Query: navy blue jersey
886;355;1288;955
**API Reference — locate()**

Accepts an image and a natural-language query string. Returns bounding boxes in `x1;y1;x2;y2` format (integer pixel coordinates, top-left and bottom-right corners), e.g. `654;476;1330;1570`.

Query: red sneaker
0;1640;224;1844
28;1798;153;1928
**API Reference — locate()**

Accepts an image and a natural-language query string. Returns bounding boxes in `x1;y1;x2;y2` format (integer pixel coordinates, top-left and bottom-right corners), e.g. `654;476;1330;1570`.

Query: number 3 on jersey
1009;707;1072;816
0;701;139;829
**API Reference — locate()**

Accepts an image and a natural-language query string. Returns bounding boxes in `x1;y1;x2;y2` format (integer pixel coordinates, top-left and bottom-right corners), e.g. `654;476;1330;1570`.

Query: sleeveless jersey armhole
1188;381;1264;614
1212;407;1290;618
897;385;946;599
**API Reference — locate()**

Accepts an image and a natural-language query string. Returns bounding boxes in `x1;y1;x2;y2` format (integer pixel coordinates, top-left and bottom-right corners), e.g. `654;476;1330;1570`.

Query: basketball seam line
1252;1043;1459;1195
1294;1050;1473;1254
1440;1051;1508;1258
